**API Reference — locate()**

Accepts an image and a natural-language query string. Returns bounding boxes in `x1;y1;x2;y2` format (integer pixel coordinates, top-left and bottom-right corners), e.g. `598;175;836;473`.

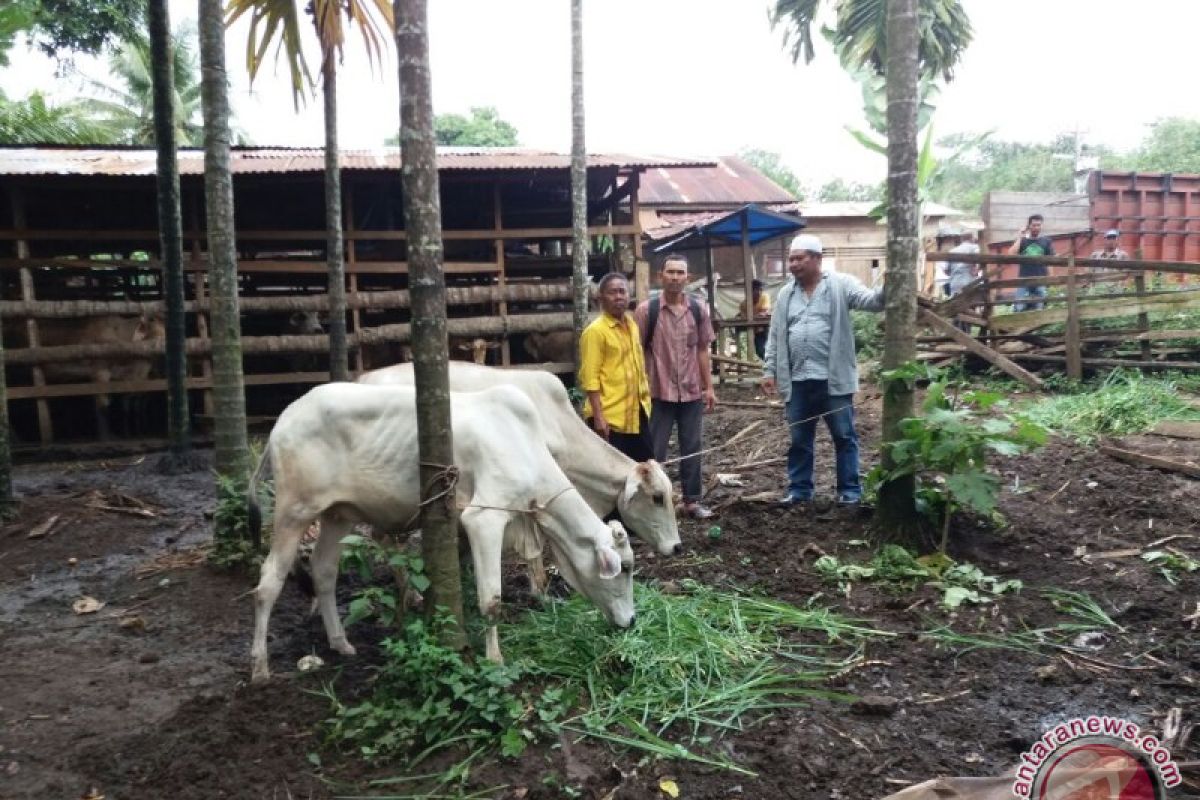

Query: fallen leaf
118;616;146;633
72;596;105;615
27;514;61;539
297;654;325;673
659;778;680;798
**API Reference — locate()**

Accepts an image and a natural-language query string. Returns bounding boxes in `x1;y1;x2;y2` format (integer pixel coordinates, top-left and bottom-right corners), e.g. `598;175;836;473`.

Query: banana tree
225;0;392;382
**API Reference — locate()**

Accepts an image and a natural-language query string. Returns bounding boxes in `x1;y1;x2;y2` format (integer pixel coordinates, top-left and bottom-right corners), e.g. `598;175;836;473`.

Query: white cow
358;362;682;556
248;382;635;684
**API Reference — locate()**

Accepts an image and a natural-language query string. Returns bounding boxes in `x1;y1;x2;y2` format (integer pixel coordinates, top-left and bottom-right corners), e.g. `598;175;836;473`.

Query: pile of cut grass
504;580;892;773
1020;369;1200;443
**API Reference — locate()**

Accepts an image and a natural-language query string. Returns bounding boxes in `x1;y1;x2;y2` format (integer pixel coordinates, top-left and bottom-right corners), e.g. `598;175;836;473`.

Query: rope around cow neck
406;462;578;524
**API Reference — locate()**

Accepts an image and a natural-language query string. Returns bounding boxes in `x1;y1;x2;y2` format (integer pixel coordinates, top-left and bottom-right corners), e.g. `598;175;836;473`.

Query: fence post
1065;252;1081;381
1133;248;1152;361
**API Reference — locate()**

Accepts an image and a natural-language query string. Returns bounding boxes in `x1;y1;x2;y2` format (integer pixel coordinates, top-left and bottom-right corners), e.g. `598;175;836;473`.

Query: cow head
287;311;326;335
550;519;635;629
452;338;500;365
135;313;166;342
617;460;682;556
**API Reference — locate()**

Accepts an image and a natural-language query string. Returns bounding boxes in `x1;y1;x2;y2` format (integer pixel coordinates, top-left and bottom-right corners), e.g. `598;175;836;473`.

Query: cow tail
247;443;272;550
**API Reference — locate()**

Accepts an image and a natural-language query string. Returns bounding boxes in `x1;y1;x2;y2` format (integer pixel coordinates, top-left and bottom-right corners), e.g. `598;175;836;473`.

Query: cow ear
596;545;622;580
620;471;639;510
637;461;655;487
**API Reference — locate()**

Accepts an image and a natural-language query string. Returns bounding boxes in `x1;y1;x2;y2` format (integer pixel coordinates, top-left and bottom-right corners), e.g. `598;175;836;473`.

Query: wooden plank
1149;421;1200;440
1065;253;1082;380
990;289;1200;332
1098;444;1200;479
6;371;331;400
1010;353;1200;370
918;308;1044;390
0;224;640;244
0;282;574;318
923;251;1200;276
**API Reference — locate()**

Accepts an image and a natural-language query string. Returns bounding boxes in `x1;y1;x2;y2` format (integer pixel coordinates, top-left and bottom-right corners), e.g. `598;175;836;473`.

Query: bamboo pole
0;282;576;318
1065;253;1081;380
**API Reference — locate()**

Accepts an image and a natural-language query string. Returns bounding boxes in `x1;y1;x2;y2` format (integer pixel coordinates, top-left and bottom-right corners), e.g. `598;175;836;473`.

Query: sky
4;0;1200;188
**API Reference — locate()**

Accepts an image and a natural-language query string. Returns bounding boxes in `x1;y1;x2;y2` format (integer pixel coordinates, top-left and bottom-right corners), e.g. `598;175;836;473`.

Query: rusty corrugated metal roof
0;146;710;176
638;155;798;206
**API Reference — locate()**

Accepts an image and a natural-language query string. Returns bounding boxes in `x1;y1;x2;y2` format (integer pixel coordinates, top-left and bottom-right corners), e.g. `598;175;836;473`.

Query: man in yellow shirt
579;272;653;461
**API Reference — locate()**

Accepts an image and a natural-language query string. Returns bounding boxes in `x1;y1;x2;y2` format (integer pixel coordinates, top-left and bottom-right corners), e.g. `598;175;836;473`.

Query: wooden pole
1134;247;1152;361
740;210;753;360
1065;252;1082;381
346;187;364;374
494;180;510;366
189;207;214;416
9;186;53;443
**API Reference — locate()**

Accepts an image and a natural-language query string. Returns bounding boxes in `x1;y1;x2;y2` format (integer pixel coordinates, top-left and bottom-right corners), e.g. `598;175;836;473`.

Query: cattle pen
0;146;706;446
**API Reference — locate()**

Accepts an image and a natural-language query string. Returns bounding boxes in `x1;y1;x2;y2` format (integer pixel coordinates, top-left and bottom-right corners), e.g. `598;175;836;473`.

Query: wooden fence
922;252;1200;386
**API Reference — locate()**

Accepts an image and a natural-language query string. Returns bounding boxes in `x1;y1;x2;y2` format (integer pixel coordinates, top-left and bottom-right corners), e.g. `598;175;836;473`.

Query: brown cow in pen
5;313;165;439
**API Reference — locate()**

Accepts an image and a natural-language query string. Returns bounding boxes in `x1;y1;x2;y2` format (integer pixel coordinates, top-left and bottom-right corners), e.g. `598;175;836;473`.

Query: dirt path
1;388;1197;799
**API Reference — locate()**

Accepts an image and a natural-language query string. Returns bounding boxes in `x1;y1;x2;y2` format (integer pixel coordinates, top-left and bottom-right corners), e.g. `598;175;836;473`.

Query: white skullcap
789;233;823;255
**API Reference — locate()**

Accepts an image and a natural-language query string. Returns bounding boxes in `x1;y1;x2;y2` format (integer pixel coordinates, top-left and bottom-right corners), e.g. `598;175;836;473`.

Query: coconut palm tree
770;0;971;81
226;0;393;382
147;0;193;469
570;0;588;361
0;90;115;144
80;24;204;146
198;0;250;482
772;0;970;540
875;0;922;541
395;0;466;643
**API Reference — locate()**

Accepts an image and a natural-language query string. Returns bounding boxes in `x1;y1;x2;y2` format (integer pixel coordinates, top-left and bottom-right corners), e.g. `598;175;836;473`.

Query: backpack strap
643;294;703;348
642;295;661;348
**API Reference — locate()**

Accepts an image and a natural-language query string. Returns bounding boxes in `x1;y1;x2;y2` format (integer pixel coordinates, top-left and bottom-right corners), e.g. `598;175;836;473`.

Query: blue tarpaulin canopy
651;203;805;253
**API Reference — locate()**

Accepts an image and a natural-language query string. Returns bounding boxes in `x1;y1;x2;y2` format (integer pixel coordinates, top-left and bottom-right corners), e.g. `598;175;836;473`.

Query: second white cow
358;362;682;556
248;382;635;684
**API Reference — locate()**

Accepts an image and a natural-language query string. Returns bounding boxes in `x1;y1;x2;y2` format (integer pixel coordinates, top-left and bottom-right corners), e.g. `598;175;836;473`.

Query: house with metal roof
0;145;707;444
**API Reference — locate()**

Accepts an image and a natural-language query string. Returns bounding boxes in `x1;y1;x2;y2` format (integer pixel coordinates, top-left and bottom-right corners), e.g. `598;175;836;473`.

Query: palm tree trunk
874;0;923;545
323;54;349;382
198;0;249;480
396;0;465;645
149;0;192;466
569;0;588;363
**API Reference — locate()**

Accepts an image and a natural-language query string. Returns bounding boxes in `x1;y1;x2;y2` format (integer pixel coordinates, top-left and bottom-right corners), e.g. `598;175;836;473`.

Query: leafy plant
321;616;570;770
339;533;431;629
209;441;271;571
814;545;1021;608
871;363;1048;551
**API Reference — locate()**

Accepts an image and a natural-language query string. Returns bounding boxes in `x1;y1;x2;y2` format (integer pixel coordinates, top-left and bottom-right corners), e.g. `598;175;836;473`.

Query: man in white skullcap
761;233;885;506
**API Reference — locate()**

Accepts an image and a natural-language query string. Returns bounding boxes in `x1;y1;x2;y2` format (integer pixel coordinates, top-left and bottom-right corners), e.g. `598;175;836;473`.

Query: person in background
1090;229;1129;261
634;255;717;519
947;230;981;296
739;278;771;358
1008;213;1054;311
761;234;885;507
579;272;653;461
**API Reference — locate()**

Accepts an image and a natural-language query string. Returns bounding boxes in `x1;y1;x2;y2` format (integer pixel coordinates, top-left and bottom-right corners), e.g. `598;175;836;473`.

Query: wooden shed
0;145;701;445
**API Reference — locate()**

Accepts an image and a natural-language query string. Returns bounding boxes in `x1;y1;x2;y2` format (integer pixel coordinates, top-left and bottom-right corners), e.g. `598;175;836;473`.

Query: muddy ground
1;385;1198;800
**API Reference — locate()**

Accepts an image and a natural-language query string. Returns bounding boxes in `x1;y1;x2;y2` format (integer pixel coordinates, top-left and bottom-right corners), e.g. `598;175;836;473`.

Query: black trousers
649;399;704;502
605;409;653;462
